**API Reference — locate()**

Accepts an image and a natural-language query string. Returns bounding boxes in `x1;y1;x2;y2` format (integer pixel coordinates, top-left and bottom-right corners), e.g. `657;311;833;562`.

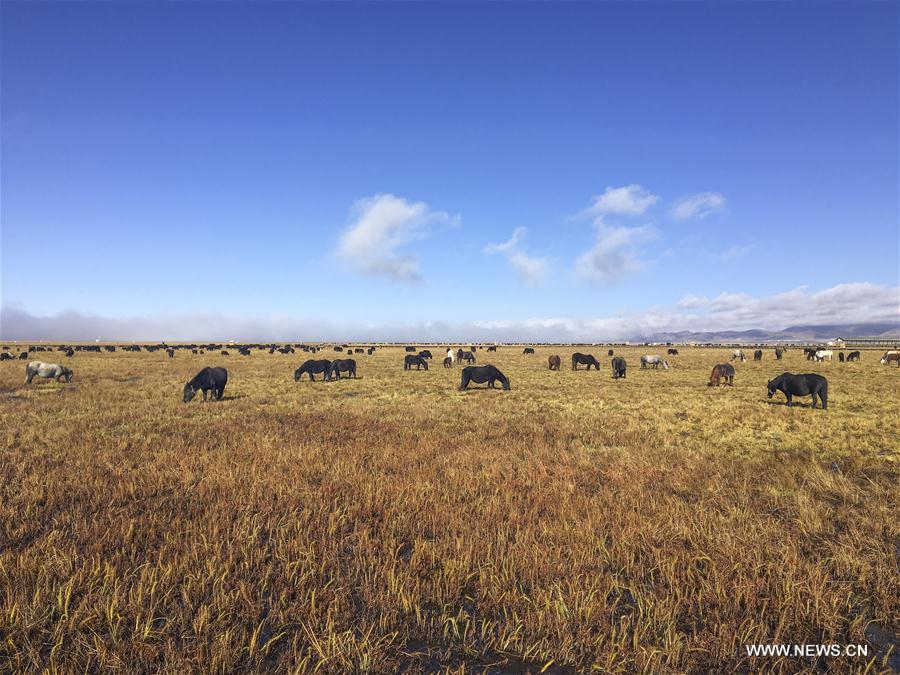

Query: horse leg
786;393;792;407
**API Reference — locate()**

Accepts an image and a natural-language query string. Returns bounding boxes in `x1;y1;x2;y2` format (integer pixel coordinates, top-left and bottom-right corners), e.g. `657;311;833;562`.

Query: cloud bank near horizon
3;283;897;343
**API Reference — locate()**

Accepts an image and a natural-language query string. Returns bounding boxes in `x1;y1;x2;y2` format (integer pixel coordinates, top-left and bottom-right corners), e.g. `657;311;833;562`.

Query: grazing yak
708;363;735;386
404;355;429;370
459;365;510;391
25;362;72;384
458;350;476;364
767;373;828;409
753;350;763;361
847;351;861;362
731;349;746;362
571;353;600;371
294;359;332;381
667;348;679;356
328;358;357;380
548;355;561;370
443;357;453;368
183;367;227;402
640;355;669;370
523;347;535;354
880;351;900;366
611;356;626;379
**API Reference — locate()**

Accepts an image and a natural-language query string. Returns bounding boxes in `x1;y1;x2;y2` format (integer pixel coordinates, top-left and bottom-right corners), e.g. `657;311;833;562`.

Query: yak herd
8;344;900;411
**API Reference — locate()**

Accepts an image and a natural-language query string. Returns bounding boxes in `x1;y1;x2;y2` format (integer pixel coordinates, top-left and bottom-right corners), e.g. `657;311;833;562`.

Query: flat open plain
1;346;897;672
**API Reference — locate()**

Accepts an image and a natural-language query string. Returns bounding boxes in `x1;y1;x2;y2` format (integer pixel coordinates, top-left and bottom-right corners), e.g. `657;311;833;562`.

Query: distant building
837;336;900;348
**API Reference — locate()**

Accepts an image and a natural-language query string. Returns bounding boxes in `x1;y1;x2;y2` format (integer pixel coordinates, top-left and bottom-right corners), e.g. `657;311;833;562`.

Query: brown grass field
1;345;897;673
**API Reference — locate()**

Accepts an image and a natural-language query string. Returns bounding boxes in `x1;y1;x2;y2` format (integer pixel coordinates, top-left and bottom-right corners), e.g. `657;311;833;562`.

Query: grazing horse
667;348;679;356
804;347;818;360
571;353;600;370
404;355;429;370
767;373;828;409
443;357;452;368
328;358;357;380
731;349;746;362
753;350;762;361
608;349;614;357
294;359;332;381
708;363;735;386
167;348;175;358
813;350;833;362
405;346;417;352
459;365;510;391
611;356;626;379
847;351;861;362
458;350;476;364
880;351;900;366
19;351;29;360
0;352;11;361
183;366;227;402
640;355;669;370
838;352;845;362
25;362;72;384
221;350;229;356
418;350;433;359
334;346;343;352
368;347;375;355
548;355;561;370
487;346;497;352
775;347;785;360
523;347;534;354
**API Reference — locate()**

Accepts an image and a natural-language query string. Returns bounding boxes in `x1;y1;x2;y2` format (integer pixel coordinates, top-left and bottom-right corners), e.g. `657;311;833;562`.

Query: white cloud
671;192;726;221
581;184;658;219
575;224;658;283
3;283;897;342
335;193;456;283
483;227;549;286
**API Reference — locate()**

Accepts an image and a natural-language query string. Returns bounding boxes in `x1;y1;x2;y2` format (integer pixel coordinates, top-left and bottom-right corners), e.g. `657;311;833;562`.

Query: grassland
0;345;897;673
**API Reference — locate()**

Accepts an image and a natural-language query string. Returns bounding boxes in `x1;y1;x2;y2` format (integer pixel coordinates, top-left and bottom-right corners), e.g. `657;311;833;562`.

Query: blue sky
2;1;898;340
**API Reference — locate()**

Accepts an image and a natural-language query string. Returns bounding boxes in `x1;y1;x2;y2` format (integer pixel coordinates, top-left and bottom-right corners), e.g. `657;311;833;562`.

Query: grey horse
640;355;669;370
26;361;73;384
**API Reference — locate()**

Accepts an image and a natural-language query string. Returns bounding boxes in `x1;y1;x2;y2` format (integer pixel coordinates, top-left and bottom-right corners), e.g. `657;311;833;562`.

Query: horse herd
14;347;899;411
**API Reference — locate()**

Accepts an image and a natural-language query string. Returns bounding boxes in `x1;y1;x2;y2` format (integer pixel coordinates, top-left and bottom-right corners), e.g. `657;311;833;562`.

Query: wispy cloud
8;284;893;342
483;227;549;286
670;192;726;221
709;243;756;262
575;223;658;283
580;184;658;219
335;193;457;284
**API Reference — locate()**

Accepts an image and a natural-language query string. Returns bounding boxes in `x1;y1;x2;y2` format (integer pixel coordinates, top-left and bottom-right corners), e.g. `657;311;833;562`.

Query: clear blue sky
2;1;898;339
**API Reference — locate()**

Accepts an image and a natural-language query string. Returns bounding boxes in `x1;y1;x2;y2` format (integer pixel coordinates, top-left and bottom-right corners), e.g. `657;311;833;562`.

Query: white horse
731;349;746;362
640;355;669;369
814;350;833;362
880;350;899;365
25;361;73;384
446;348;455;363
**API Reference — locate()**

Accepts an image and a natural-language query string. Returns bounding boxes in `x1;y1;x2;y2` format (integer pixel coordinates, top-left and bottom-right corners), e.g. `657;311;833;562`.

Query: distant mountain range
637;322;900;344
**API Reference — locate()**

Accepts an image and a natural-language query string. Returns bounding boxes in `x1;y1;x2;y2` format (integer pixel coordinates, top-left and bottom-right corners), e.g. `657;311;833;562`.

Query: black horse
667;348;679;356
804;347;818;361
404;355;429;370
405;346;417;352
847;351;861;362
571;353;600;370
523;347;534;354
328;358;357;379
458;350;476;364
754;350;763;361
294;359;332;381
418;350;433;359
767;373;828;409
443;357;453;368
608;349;614;357
487;346;497;352
611;356;626;379
838;352;845;362
459;365;510;391
183;367;228;403
775;347;784;360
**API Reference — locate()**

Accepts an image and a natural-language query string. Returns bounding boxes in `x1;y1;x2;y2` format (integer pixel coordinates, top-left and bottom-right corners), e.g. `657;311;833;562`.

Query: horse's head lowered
183;382;197;403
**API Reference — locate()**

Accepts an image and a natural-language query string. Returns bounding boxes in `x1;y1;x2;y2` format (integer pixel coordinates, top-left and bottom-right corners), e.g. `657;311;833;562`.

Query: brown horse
708;363;735;386
548;355;561;370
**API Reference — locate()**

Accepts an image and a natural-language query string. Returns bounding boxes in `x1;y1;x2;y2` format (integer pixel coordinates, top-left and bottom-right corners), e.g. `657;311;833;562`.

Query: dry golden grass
0;345;897;673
